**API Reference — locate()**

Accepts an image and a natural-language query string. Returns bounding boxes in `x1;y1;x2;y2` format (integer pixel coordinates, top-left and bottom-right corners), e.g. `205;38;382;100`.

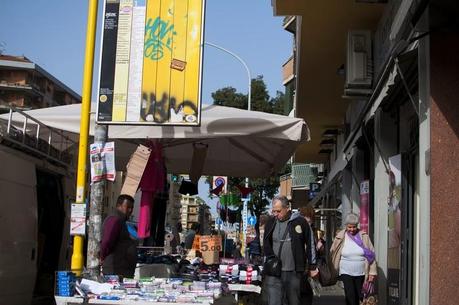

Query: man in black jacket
263;195;318;305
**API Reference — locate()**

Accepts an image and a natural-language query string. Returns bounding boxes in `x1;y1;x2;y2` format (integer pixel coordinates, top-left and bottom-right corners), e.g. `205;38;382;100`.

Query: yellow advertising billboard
97;0;206;125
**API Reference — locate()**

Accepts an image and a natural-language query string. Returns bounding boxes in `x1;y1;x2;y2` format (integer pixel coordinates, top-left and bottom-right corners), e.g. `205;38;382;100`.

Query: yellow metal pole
71;0;99;275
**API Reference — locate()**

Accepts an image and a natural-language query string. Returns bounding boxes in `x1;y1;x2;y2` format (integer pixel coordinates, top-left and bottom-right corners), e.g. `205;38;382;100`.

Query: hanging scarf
347;231;375;264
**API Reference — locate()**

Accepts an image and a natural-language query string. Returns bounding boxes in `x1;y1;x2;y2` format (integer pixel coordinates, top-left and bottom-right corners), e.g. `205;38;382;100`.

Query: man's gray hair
344;213;359;225
272;195;290;208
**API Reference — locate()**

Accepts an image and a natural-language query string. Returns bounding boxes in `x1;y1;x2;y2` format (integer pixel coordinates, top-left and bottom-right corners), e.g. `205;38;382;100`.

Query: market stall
1;104;308;305
53;256;263;304
1;103;309;177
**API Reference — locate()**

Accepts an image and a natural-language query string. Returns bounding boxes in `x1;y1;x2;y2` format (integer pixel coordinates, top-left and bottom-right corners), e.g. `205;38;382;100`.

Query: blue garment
126;222;138;239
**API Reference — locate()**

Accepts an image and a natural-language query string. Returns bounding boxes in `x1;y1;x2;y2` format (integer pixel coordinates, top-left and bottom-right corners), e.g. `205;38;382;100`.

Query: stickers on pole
70;204;87;236
90;142;116;182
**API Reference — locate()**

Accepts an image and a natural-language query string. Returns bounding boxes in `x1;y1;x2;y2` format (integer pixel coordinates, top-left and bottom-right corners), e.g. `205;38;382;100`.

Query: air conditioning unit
345;30;373;98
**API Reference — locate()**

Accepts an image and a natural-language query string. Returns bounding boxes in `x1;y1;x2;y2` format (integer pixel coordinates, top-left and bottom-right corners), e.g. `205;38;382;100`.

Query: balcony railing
283;16;296;33
0;105;76;167
291;163;317;188
282;55;295;85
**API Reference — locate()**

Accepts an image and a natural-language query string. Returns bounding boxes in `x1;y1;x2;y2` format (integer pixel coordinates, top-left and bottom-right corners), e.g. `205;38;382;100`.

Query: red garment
236;185;254;198
139;141;164;192
100;215;122;260
138;191;154;238
137;141;165;238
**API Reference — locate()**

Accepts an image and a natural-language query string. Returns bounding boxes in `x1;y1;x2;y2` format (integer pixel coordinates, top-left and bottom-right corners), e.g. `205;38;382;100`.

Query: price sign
192;235;201;250
199;235;222;252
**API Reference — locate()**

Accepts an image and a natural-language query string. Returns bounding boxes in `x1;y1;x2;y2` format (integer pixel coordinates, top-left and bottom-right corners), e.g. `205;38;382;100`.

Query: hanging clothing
236;185;254;198
137;141;165;238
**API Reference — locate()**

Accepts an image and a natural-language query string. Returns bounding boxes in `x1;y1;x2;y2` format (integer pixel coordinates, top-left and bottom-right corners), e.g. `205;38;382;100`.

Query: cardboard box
120;145;151;197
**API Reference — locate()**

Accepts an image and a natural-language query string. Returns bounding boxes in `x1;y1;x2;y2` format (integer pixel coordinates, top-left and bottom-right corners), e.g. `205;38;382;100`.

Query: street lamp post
204;42;251;111
204;42;252;258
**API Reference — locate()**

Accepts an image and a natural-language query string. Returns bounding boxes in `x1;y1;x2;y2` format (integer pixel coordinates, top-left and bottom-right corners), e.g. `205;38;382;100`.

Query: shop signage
97;0;206;126
219;222;240;233
387;154;402;305
309;182;321;200
359;180;370;234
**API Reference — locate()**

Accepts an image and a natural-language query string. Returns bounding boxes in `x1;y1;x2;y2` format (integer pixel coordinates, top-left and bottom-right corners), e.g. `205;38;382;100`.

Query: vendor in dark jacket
263;195;318;305
100;194;137;278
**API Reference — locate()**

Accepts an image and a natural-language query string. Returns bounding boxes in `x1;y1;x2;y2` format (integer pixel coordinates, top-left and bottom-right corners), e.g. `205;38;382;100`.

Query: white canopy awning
1;104;310;178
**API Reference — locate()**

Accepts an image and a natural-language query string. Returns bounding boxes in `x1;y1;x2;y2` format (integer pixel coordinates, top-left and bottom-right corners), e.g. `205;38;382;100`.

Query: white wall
0;150;37;305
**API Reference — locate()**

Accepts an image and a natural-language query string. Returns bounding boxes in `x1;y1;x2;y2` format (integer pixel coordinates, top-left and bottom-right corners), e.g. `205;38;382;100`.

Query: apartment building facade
273;1;459;304
0;54;80;113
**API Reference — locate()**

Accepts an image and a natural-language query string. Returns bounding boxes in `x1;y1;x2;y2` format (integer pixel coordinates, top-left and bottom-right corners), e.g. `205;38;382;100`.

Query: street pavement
233;282;347;305
312;282;346;305
313;295;346;305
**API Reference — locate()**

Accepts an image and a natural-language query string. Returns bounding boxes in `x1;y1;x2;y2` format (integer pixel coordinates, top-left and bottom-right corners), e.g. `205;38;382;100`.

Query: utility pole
86;124;108;278
70;0;98;275
204;42;251;112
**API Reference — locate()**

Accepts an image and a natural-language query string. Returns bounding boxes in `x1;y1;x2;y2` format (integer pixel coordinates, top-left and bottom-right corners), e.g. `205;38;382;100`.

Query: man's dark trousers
264;271;305;305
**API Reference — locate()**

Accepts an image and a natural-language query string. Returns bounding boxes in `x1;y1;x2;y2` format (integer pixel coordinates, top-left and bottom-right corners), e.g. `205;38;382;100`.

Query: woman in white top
330;213;377;305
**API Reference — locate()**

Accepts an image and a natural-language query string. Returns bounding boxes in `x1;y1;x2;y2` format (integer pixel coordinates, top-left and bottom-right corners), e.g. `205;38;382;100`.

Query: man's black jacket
263;213;316;272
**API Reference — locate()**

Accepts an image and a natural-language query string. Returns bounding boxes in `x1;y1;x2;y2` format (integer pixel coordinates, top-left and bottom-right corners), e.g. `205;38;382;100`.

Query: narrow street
313;296;346;305
313;284;346;305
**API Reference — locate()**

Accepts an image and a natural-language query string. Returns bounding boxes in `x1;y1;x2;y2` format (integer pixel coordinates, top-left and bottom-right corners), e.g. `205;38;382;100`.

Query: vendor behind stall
100;194;137;278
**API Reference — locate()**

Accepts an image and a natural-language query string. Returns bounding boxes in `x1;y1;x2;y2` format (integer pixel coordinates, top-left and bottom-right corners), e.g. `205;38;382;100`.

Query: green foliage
211;87;247;110
251;75;272;113
247;176;280;217
204;176;280;217
211;76;290;115
271;90;288;115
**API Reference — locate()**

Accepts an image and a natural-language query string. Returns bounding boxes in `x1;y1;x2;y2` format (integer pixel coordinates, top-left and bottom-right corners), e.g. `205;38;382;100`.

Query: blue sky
0;0;291;104
0;0;290;213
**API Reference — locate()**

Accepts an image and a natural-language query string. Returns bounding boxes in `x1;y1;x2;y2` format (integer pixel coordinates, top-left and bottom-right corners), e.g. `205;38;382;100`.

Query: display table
55;296;83;305
55;296;211;305
227;284;261;294
54;283;261;305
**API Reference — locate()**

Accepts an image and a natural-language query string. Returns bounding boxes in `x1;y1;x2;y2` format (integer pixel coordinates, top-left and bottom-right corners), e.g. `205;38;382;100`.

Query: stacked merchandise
55;271;76;297
77;277;222;303
137;252;179;265
218;264;239;284
239;265;258;285
219;264;262;285
196;264;219;282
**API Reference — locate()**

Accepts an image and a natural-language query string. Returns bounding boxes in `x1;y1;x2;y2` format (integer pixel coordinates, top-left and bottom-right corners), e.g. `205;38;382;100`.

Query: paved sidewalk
312;282;346;305
313;295;346;305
